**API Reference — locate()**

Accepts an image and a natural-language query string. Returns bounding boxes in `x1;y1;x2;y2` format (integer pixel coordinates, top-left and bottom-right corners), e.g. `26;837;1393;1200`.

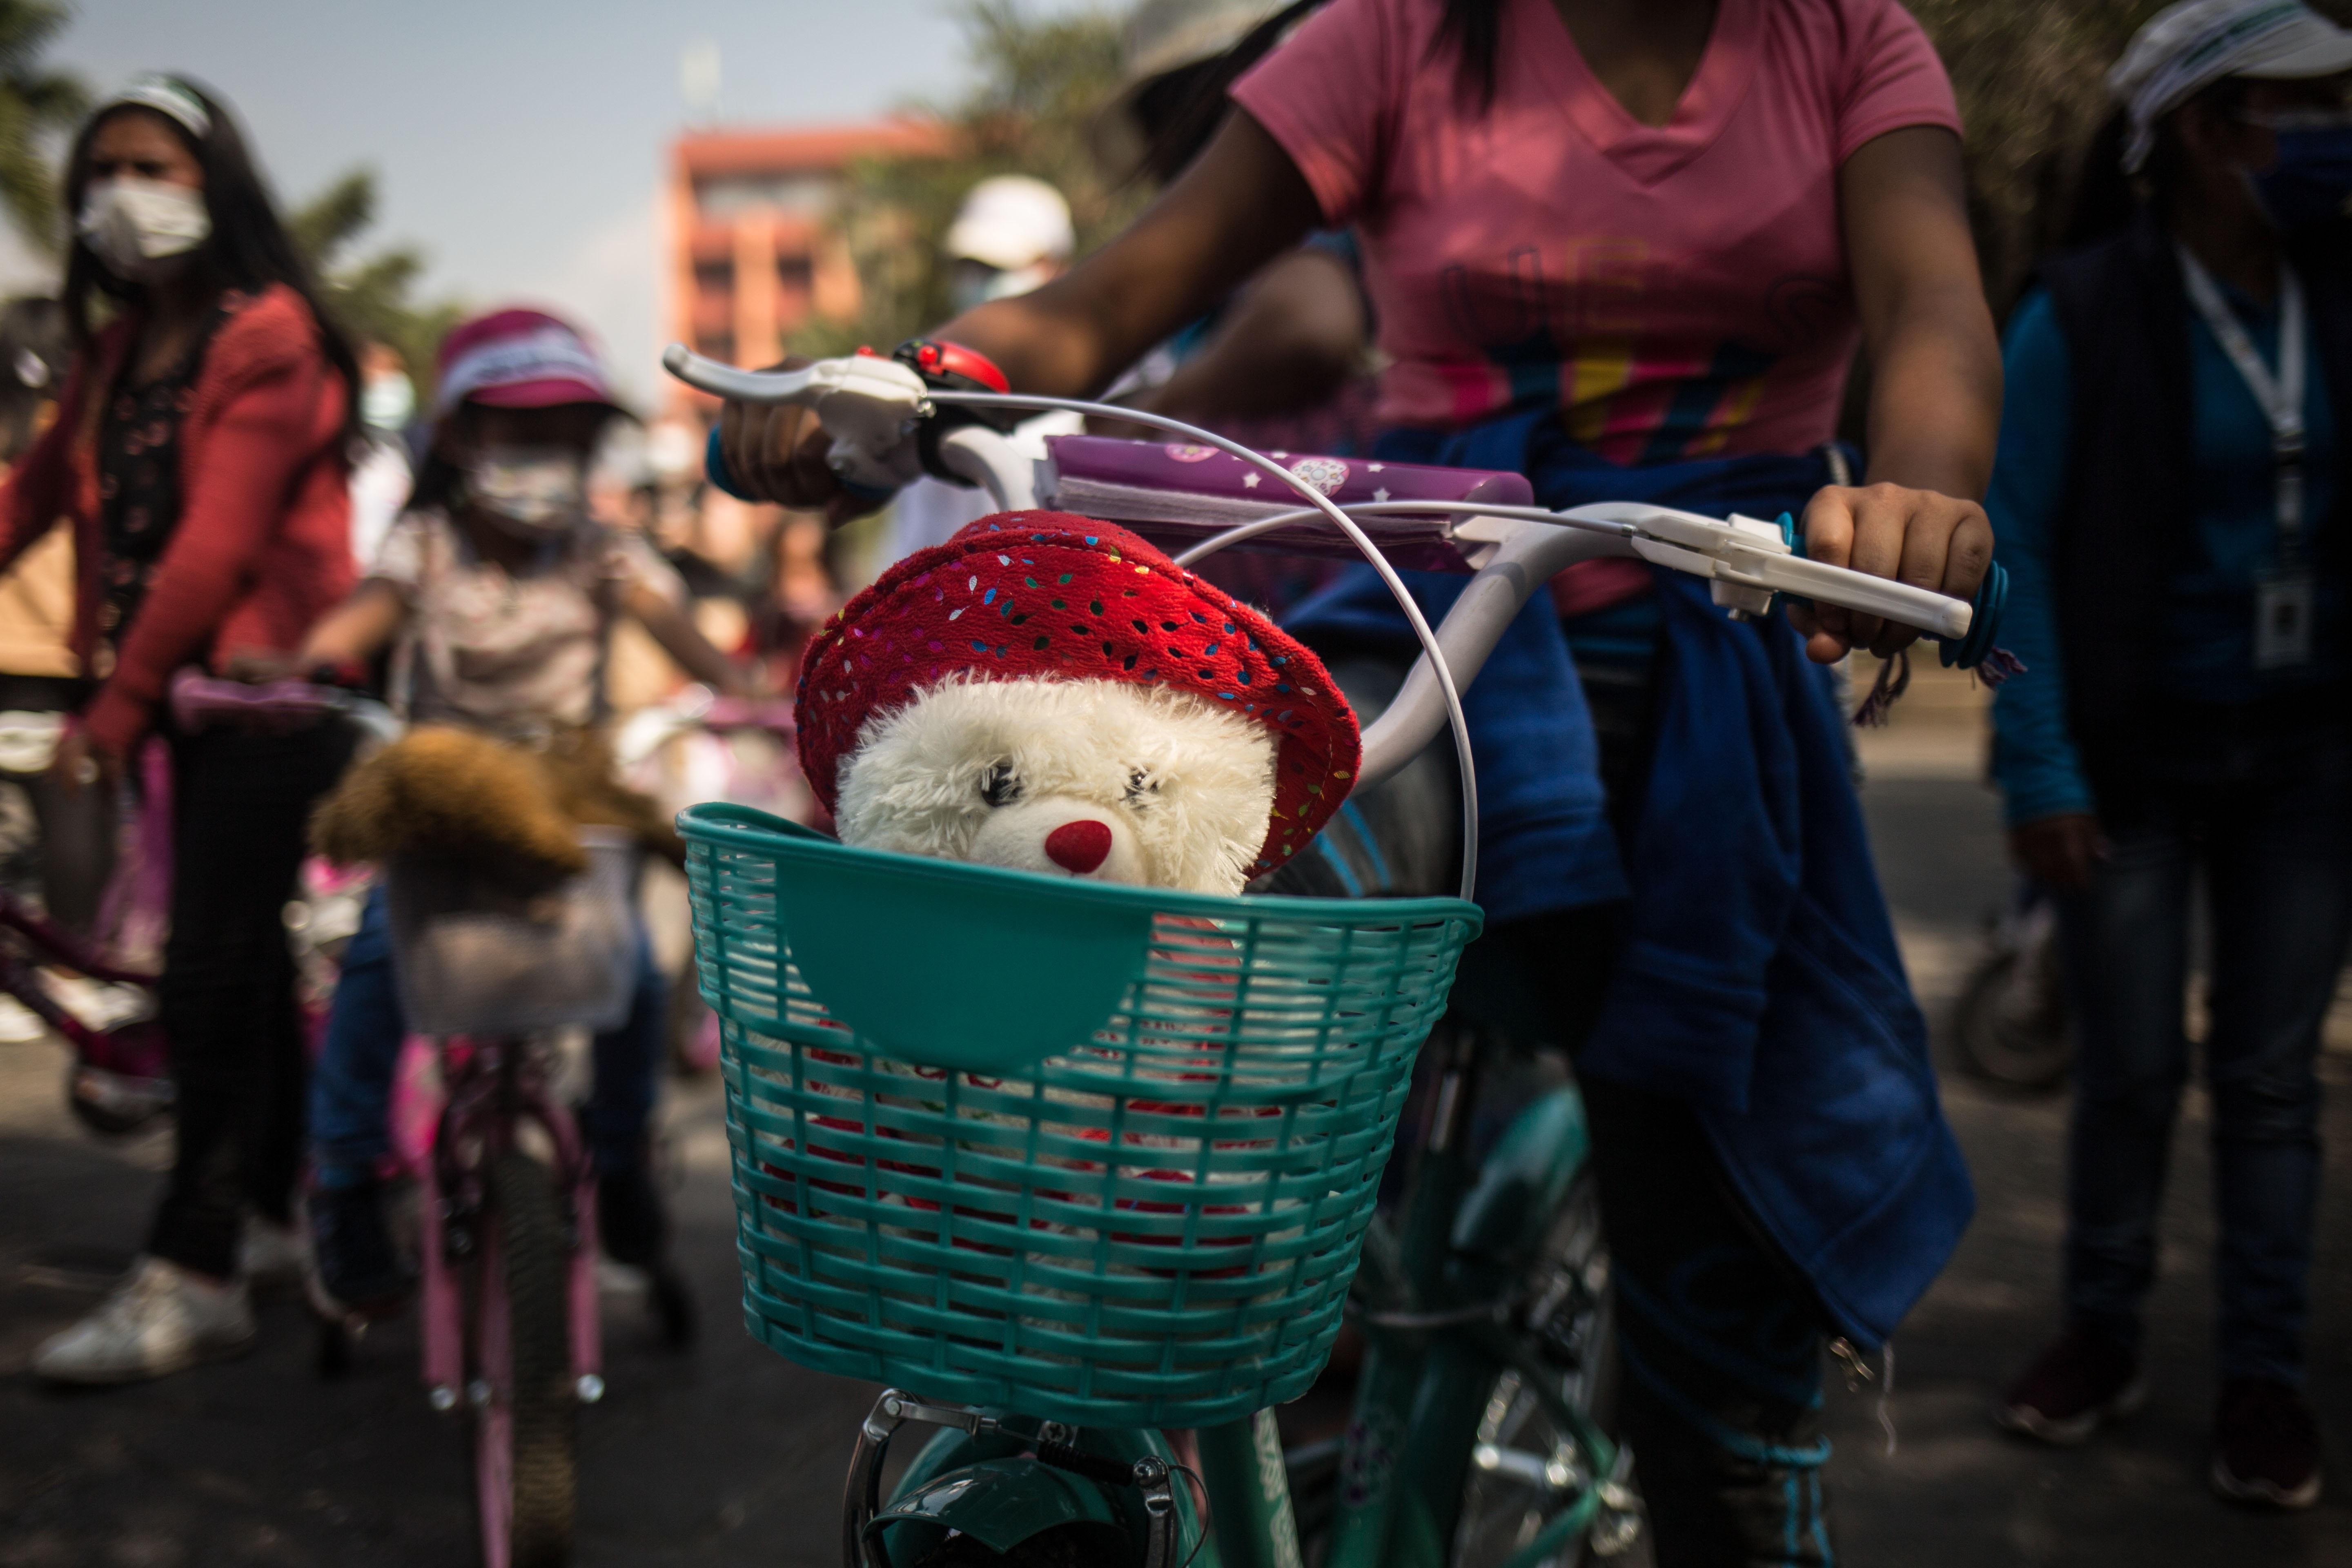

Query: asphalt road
2;698;2348;1566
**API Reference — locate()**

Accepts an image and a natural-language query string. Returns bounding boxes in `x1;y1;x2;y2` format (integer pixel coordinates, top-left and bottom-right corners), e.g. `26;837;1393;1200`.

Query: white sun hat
943;176;1075;271
2112;0;2352;171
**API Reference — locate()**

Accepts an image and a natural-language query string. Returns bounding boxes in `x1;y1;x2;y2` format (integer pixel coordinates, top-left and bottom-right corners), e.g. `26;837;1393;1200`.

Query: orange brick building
665;120;947;408
663;120;945;395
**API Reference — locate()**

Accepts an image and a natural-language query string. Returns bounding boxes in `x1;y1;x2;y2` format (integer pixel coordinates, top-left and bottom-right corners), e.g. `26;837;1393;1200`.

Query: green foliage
1912;0;2352;314
1909;0;2165;312
288;167;463;398
793;0;1144;359
0;0;85;251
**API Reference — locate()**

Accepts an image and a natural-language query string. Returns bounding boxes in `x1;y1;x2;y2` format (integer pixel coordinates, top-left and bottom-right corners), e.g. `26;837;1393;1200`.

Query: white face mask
76;177;210;281
948;260;1056;315
361;372;414;432
464;445;587;534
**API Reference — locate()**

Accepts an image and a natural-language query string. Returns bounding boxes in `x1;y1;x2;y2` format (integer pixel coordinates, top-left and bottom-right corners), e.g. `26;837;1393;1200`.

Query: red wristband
892;338;1011;394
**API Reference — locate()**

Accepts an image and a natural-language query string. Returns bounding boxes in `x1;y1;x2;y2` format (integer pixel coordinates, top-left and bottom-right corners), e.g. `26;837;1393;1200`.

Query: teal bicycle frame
862;1032;1633;1568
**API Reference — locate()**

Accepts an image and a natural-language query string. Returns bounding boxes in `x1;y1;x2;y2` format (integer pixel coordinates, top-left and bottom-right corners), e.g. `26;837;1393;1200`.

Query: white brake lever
661;345;929;496
1558;502;1974;642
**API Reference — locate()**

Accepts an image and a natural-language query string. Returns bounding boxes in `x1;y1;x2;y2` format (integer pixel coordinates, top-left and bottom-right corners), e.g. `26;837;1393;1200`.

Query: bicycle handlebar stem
1354;519;1623;788
936;424;1039;511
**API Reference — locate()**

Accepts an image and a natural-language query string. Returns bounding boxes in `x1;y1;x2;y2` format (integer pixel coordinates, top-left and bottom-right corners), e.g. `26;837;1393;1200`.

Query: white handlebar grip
1733;549;1974;640
1572;503;1975;642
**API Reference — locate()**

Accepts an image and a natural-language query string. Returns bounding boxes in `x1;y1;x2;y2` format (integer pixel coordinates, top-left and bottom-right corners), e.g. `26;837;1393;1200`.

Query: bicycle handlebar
612;687;797;771
666;345;929;496
669;346;2000;897
666;343;1974;633
168;671;399;744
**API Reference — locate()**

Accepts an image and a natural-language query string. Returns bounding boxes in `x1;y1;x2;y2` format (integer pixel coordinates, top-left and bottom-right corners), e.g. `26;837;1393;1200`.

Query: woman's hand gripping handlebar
686;350;930;510
684;344;1041;517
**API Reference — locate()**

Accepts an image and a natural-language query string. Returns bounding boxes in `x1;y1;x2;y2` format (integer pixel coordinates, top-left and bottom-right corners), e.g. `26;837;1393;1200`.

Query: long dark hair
61;77;362;449
1434;0;1507;110
1128;0;1323;185
2063;78;2253;250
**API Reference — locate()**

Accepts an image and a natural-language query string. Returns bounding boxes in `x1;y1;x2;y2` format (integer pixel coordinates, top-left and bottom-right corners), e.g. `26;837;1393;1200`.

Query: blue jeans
2060;726;2352;1385
308;883;668;1189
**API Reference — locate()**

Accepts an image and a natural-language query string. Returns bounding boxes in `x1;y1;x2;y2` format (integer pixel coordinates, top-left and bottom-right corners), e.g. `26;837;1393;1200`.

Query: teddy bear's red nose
1044;819;1114;874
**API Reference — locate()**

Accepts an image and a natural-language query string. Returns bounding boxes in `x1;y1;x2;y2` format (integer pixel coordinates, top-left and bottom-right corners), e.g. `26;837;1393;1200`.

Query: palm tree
0;0;83;250
289;167;464;399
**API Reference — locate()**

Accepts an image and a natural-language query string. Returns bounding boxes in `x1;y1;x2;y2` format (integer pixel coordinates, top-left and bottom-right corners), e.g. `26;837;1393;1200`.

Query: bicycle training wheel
474;1149;576;1568
1452;1172;1643;1567
1951;943;2073;1091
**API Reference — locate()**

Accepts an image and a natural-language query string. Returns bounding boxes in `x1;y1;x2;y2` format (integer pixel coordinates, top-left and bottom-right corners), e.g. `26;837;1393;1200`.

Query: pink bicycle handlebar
168;670;398;740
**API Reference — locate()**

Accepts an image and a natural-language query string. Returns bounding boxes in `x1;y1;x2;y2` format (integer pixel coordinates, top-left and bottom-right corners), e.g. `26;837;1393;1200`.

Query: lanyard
2178;245;2307;558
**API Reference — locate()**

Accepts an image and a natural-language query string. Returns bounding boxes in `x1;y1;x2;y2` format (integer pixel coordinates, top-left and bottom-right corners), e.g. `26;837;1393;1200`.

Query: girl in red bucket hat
804;512;1359;893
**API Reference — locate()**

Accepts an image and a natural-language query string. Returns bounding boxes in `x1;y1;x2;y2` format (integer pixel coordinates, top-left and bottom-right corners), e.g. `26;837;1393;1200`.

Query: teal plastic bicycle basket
682;802;1483;1428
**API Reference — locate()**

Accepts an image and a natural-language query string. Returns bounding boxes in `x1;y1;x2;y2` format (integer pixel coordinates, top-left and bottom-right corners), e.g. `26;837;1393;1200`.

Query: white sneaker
31;1256;256;1384
238;1214;309;1289
0;993;46;1042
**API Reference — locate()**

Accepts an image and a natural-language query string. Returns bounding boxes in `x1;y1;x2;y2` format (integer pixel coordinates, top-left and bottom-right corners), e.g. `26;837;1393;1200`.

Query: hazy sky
41;0;1093;402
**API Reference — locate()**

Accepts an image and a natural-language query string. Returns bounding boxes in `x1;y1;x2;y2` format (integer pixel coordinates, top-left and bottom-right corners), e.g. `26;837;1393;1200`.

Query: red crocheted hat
797;512;1361;878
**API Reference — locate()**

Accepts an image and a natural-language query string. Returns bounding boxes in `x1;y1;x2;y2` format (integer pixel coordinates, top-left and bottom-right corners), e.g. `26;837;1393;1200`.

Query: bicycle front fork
416;1035;604;1412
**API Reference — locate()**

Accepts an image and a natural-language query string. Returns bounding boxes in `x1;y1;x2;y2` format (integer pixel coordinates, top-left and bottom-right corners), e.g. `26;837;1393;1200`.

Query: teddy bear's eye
980;761;1022;808
1125;770;1159;806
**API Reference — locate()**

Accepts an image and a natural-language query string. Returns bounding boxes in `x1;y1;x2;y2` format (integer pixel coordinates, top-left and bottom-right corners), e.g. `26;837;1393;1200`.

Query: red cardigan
0;285;356;754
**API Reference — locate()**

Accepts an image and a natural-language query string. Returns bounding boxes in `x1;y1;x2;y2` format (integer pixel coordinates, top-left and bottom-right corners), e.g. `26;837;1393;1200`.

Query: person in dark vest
1987;0;2352;1512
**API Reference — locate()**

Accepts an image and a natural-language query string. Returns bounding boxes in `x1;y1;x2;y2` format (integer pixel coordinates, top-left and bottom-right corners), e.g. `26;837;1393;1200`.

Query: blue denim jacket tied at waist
1280;408;1974;1347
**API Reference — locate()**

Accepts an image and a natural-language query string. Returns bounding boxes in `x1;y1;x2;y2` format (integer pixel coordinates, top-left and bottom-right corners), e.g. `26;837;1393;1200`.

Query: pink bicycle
321;811;646;1568
0;672;385;1136
169;671;633;1568
0;885;166;1133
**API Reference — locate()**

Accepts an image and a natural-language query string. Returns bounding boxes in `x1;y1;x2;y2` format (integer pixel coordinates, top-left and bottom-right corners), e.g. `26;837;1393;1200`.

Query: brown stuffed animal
312;727;586;893
310;726;680;896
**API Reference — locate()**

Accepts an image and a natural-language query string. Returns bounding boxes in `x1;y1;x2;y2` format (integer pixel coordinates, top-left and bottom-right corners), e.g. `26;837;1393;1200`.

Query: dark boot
596;1157;695;1347
307;1180;412;1315
595;1158;669;1271
2213;1379;2322;1509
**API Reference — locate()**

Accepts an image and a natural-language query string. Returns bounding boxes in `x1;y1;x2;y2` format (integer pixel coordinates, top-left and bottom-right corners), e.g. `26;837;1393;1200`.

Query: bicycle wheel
475;1149;576;1568
1452;1172;1642;1567
1952;944;2073;1091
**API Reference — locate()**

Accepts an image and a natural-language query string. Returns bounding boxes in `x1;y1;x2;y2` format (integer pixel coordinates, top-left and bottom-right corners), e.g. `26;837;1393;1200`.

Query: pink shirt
1232;0;1960;462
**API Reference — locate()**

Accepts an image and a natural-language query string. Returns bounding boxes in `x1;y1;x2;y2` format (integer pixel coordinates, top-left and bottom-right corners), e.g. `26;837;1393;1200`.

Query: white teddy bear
794;513;1360;892
762;515;1366;1277
835;677;1276;893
